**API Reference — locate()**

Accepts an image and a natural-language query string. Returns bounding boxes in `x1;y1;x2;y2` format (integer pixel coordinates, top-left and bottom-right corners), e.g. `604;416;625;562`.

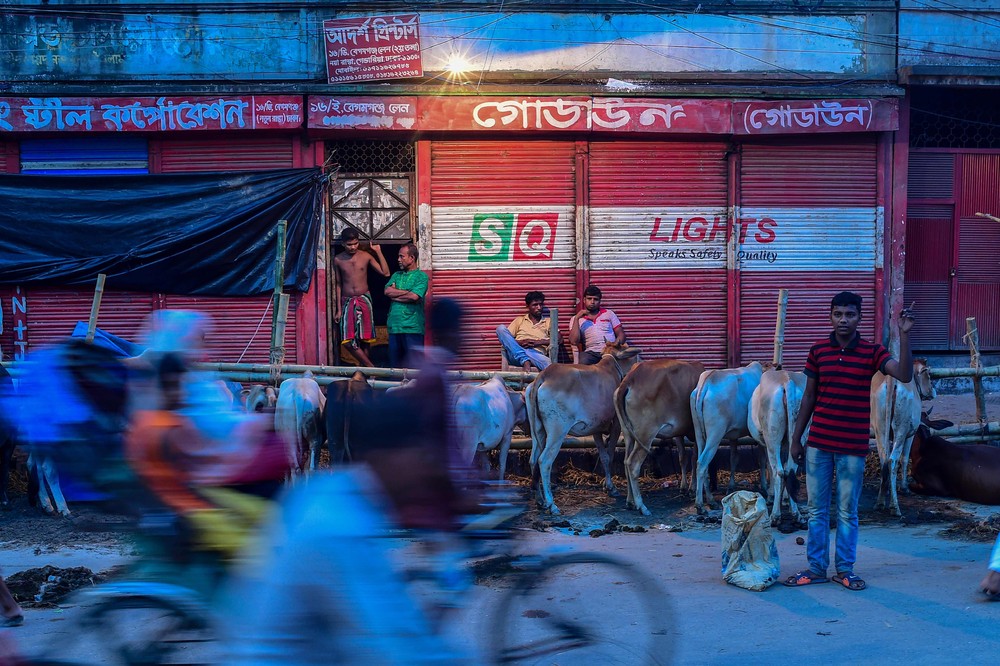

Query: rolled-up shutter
589;141;730;367
430;141;578;369
20;137;148;174
153;137;300;363
738;139;880;369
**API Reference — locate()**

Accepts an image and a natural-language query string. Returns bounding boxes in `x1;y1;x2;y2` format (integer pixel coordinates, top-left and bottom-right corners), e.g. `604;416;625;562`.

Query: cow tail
780;384;793;470
692;382;708;457
613;380;634;443
884;377;897;443
526;379;545;471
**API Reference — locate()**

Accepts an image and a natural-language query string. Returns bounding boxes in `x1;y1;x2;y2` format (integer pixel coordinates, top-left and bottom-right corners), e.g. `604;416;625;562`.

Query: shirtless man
334;228;390;367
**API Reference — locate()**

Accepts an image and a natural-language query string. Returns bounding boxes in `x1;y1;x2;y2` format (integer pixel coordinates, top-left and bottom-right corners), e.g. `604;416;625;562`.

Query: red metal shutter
152;137;300;363
905;152;956;350
588;141;730;367
956;153;1000;350
0;143;17;173
19;289;156;352
155;138;297;173
738;139;880;369
430;141;578;369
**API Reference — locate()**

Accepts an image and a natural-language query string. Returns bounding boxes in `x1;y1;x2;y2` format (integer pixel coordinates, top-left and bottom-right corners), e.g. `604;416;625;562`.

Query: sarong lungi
341;293;376;344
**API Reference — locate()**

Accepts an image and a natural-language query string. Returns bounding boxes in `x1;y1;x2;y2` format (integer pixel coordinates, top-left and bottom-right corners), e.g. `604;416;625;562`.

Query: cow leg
536;429;568;514
875;461;889;511
594;424;620;497
34;456;69;517
624;435;651;516
727;441;739;493
694;431;723;513
757;446;771;497
899;434;915;495
888;435;905;517
675;439;690;494
498;432;513;481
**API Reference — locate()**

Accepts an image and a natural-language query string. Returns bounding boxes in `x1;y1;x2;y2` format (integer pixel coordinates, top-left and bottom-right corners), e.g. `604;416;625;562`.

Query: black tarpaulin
0;168;324;296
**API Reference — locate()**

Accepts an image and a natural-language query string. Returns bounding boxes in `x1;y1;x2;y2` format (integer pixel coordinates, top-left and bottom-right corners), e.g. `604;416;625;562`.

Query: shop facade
311;95;898;369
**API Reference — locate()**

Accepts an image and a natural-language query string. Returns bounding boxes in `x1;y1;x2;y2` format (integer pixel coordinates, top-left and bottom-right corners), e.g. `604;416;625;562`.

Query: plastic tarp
720;490;781;591
0;168;324;296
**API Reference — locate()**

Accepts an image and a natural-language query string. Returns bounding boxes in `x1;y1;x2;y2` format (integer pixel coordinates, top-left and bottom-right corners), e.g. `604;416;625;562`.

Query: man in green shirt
384;242;429;368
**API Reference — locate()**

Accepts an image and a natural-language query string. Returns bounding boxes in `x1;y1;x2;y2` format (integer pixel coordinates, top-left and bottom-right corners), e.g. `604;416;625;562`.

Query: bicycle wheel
80;588;215;665
488;552;673;665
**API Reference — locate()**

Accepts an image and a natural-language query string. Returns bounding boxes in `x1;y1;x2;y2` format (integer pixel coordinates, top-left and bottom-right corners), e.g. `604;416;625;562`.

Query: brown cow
614;358;705;516
526;342;641;515
325;371;373;464
910;423;1000;505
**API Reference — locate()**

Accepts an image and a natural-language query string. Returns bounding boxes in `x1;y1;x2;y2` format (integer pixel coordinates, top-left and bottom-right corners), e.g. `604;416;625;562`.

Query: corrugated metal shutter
739;139;880;369
20;289;156;351
589;141;730;367
156;138;296;173
905;151;956;350
430;141;577;369
0;287;19;360
955;154;1000;349
20;137;149;174
0;143;17;173
154;137;300;363
162;294;298;363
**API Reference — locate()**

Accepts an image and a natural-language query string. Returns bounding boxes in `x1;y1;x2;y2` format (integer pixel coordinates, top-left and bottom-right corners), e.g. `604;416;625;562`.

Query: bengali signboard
323;14;422;84
308;96;732;133
733;99;898;135
0;96;303;132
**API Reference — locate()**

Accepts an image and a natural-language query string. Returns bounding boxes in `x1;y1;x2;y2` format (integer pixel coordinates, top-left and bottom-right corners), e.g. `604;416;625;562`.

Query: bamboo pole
270;220;287;357
772;289;789;367
928;366;1000;378
965;317;989;429
548;307;559;366
930;422;1000;438
213;369;531;390
200;361;537;383
975;211;1000;224
85;273;107;343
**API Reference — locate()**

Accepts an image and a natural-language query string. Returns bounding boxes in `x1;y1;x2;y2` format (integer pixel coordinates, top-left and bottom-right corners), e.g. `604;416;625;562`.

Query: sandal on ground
2;614;24;627
983;590;1000;601
782;570;828;587
833;572;867;591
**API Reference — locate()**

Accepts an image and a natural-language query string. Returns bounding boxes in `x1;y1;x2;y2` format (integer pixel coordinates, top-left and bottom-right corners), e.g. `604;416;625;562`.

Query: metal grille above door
330;176;412;241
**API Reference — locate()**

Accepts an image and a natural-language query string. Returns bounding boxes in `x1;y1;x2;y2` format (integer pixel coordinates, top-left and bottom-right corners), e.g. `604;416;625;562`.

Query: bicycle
404;481;675;665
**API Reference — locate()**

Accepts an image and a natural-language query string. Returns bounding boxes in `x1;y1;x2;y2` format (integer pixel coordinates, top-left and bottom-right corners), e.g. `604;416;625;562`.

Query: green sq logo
468;213;513;262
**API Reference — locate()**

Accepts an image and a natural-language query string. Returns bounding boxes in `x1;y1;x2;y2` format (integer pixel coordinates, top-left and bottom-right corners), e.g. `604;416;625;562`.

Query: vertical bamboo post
85;273;107;343
271;220;287;359
772;289;789;368
965;317;988;430
548;307;559;366
270;293;290;376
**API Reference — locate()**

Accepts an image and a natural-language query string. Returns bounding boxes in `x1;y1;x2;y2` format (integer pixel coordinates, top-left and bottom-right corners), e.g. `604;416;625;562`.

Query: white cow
526;343;642;514
747;370;808;525
275;376;327;474
871;358;936;516
244;384;278;413
691;361;765;513
453;376;527;480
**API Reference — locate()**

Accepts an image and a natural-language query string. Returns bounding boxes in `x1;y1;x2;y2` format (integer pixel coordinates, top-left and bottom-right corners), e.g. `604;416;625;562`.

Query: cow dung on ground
6;565;124;607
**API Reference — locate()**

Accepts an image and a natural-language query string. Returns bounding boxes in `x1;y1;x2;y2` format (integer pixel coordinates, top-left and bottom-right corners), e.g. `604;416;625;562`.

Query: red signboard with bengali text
324;14;422;84
308;95;898;134
732;99;898;135
308;96;733;133
0;96;303;132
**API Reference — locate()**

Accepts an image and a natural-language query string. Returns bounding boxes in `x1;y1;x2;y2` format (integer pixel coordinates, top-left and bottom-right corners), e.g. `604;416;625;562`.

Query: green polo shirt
386;268;429;334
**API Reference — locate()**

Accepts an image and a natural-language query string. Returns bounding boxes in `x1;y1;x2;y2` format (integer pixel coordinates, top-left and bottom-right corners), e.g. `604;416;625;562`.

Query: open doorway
327;140;415;366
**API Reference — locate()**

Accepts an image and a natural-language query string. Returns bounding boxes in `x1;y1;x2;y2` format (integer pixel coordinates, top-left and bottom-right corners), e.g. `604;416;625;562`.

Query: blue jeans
495;326;551;370
805;447;866;576
388;333;424;368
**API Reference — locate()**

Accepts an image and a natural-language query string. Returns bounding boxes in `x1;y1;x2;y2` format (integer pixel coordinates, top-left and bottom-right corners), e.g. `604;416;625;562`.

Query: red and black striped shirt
804;332;891;456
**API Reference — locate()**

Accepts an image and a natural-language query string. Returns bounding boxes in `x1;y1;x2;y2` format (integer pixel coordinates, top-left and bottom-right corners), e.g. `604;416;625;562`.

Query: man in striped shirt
784;292;915;592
